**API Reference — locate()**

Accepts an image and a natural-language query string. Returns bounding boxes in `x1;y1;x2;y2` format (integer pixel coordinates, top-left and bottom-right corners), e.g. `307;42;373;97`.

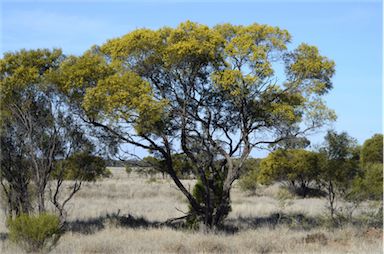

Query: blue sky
1;0;382;157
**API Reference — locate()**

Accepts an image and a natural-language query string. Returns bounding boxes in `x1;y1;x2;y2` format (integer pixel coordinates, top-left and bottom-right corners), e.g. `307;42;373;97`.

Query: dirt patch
363;228;383;239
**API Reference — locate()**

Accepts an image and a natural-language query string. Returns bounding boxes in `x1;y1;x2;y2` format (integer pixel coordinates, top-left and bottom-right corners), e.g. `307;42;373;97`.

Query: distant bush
348;163;383;201
258;149;321;197
142;154;193;179
145;177;158;184
360;134;383;165
53;152;110;181
7;213;61;252
125;165;133;175
237;158;261;195
238;168;259;195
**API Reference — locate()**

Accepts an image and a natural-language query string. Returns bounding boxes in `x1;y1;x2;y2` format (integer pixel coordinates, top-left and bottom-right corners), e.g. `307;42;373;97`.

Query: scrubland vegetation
0;21;382;253
0;168;382;253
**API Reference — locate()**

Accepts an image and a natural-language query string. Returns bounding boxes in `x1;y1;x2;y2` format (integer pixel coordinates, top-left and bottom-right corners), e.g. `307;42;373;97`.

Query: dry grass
0;168;382;253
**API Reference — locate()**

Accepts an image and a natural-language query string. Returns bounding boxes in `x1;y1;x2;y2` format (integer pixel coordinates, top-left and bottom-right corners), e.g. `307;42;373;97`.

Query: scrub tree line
239;132;383;225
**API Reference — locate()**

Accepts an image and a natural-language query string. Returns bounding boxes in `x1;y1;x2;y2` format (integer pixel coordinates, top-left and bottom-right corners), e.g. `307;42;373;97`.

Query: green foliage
172;154;194;178
7;213;61;252
238;158;261;194
319;131;360;190
239;158;260;175
348;163;383;201
238;169;259;194
142;156;165;176
142;154;193;179
258;149;321;197
360;134;383;165
318;131;360;224
187;174;231;228
54;21;336;141
145;177;158;184
54;153;109;181
0;49;63;103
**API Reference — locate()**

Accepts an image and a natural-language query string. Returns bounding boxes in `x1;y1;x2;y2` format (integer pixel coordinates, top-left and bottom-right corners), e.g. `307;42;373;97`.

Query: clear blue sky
1;0;382;156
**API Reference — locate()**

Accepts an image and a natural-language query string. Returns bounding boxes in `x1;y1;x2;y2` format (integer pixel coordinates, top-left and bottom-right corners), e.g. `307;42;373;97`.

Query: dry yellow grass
0;168;382;253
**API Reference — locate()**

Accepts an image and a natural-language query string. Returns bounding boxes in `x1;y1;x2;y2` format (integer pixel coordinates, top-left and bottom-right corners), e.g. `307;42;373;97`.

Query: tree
0;49;101;221
318;130;359;223
258;149;322;197
0;49;64;216
360;133;383;165
55;21;335;229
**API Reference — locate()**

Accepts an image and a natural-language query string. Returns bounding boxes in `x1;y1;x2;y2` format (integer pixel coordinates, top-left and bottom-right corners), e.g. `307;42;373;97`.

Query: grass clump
7;213;61;252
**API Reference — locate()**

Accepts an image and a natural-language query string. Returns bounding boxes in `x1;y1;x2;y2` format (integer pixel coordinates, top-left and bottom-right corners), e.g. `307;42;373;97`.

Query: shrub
145;177;158;184
7;213;61;252
53;152;110;181
186;175;231;229
237;158;260;195
348;163;383;201
304;233;328;245
258;149;321;197
238;168;259;195
360;134;383;165
125;165;133;175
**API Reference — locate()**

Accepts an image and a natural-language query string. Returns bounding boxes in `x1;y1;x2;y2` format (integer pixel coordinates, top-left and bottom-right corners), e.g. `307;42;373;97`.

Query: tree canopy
360;133;383;165
258;149;321;197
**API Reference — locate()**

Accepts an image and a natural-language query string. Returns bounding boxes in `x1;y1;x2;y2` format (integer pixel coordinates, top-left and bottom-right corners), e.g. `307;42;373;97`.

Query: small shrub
304;233;328;245
125;165;133;175
7;213;61;252
103;168;113;178
277;188;294;209
275;188;294;225
186;177;231;229
145;177;157;184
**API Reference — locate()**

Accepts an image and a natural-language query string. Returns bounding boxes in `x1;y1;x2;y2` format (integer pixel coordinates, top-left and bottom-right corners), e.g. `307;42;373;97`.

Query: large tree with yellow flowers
55;21;336;229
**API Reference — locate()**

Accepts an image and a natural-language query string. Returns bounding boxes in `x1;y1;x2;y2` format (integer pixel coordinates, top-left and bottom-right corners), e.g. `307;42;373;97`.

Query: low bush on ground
7;213;61;252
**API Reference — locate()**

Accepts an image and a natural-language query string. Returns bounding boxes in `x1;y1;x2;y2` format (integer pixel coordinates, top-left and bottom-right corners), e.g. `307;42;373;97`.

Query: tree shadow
225;212;322;231
65;212;184;235
65;212;323;236
0;232;7;241
65;217;107;234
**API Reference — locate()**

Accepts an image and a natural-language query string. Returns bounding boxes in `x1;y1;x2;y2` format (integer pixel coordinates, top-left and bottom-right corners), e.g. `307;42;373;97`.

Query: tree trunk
327;180;336;223
20;184;31;214
37;186;46;213
213;190;231;227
